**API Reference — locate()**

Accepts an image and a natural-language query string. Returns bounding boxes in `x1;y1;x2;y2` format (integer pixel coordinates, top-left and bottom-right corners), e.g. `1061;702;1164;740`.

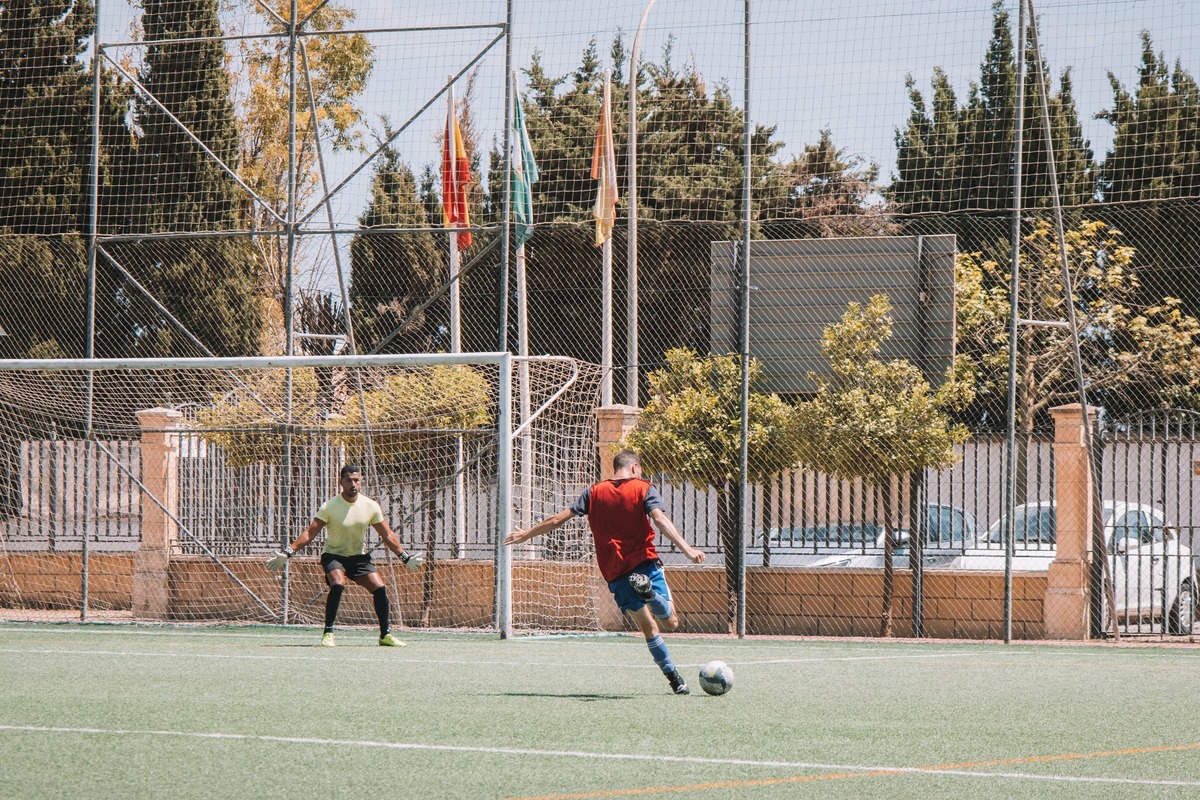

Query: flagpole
600;71;614;406
513;77;532;535
447;77;462;355
512;70;538;539
445;77;465;560
628;0;657;408
517;243;532;532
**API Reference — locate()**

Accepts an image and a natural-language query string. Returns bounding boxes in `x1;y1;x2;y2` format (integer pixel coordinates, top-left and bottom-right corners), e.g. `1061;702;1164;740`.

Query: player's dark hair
612;449;640;472
339;464;362;479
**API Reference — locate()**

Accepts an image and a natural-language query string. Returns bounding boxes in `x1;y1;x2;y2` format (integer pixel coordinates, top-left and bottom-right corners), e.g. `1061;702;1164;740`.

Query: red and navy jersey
570;477;665;582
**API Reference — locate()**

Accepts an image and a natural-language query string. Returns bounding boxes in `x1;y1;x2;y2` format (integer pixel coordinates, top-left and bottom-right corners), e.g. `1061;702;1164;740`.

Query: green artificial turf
1;623;1198;799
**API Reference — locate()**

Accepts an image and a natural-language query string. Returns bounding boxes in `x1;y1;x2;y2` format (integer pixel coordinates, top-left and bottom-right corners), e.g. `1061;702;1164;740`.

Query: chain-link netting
0;0;1196;639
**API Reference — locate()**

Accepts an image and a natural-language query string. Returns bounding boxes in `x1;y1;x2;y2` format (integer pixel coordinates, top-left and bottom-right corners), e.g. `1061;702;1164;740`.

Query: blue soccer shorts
609;559;673;614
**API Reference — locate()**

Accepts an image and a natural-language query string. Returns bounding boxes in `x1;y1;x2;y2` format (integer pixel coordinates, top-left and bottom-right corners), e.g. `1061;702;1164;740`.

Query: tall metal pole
83;0;104;622
627;0;658;407
1002;0;1028;645
602;76;614;406
282;0;299;624
446;75;468;558
496;354;514;638
1026;0;1114;639
512;73;533;536
499;0;513;353
447;79;462;355
736;0;752;639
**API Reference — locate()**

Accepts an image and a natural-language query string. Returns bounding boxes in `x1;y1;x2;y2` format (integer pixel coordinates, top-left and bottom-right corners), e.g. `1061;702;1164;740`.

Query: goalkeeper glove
266;547;293;571
400;552;424;572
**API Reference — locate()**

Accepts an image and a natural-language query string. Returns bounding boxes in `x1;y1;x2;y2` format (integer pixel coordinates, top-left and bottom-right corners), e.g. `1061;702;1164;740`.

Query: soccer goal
0;353;605;636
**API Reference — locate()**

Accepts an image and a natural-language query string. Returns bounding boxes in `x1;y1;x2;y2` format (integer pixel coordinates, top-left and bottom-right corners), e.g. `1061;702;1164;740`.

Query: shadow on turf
494;691;635;702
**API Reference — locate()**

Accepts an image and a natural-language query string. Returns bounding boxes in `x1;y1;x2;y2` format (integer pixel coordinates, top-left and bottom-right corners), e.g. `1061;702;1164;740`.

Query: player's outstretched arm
649;508;706;564
267;518;325;570
504;508;575;546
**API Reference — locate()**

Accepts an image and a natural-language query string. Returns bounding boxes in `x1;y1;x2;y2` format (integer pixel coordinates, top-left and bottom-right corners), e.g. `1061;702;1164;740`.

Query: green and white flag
511;72;539;248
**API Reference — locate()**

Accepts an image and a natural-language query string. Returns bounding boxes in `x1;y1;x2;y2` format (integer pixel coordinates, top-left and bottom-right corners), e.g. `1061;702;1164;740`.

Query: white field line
0;626;1009;656
0;646;995;669
0;648;587;668
1;625;1146;661
0;724;1198;789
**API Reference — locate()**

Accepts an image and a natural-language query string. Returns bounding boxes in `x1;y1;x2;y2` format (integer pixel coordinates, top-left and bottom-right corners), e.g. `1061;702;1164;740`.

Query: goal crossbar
0;353;511;372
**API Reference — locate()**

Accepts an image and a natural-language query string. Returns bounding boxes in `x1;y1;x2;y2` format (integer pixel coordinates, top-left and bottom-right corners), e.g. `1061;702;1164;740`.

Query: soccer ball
697;660;734;696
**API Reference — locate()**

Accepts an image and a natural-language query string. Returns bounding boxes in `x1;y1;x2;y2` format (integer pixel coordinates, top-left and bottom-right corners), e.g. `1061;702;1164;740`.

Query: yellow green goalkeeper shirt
317;494;384;557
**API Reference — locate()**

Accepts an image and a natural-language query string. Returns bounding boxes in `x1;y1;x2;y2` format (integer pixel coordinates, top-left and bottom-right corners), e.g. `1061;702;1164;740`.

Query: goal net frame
0;352;603;638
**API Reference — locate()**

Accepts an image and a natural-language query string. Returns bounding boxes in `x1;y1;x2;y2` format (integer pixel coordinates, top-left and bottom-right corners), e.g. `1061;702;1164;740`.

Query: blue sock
645;634;675;674
646;592;672;620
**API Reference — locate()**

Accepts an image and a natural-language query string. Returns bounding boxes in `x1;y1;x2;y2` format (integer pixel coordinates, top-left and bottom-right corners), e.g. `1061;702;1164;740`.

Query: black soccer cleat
667;669;690;695
628;572;655;602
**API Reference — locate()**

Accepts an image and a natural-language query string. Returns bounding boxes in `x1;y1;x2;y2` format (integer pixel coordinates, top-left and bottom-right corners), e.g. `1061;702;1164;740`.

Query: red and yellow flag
442;89;472;250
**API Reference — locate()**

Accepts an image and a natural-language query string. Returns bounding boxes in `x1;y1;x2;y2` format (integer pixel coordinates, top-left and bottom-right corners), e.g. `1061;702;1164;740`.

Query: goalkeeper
504;449;705;694
267;464;421;647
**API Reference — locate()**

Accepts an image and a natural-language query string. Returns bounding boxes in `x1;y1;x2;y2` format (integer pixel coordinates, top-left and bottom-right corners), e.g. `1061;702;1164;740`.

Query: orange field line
510;741;1200;800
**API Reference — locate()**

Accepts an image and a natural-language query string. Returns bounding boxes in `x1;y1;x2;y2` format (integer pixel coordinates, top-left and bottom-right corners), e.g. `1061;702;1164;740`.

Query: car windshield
770;523;882;547
985;504;1168;547
1106;507;1165;546
925;505;971;546
986;507;1055;544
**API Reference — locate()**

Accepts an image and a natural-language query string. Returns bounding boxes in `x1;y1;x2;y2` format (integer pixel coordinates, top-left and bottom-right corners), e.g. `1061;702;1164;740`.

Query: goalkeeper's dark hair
340;464;362;479
613;449;641;472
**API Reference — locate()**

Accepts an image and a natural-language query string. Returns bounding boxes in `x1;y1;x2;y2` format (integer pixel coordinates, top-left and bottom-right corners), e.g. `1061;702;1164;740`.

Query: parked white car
969;501;1196;634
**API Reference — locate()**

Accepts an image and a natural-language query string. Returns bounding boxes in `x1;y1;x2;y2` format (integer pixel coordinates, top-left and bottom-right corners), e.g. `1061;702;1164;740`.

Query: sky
92;0;1199;287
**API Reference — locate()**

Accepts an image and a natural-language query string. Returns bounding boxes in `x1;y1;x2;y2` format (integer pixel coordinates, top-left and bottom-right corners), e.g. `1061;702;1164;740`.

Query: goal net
0;354;605;634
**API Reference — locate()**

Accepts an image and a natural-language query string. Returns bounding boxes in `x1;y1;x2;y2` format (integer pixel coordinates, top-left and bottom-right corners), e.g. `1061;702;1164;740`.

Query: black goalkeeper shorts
321;552;376;578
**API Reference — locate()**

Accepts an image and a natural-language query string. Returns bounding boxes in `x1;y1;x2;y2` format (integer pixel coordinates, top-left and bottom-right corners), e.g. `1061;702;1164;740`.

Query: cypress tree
1097;33;1200;321
890;1;1094;258
108;0;260;358
348;146;444;354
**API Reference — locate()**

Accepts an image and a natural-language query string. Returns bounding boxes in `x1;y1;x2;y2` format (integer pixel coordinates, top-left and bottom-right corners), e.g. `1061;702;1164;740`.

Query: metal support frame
81;7;513;629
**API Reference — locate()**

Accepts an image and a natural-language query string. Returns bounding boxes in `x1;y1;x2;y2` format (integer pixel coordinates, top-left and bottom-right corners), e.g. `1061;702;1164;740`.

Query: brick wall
0;553;132;611
0;554;1047;639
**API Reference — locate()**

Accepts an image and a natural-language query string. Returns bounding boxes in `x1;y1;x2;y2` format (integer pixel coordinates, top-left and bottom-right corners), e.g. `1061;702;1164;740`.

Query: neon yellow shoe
320;632;336;647
378;633;405;647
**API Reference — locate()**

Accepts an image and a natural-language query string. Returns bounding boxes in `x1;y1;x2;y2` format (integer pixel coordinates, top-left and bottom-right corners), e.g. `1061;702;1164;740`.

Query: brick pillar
592;404;642;630
595;404;641;480
134;408;182;619
1044;403;1098;639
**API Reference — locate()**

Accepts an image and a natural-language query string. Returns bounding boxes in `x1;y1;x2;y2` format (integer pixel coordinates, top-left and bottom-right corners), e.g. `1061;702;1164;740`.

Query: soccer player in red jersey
504;449;705;693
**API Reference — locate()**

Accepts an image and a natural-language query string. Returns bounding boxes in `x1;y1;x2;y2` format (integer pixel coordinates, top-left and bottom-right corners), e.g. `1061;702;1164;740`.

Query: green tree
503;37;782;397
792;296;969;636
0;237;85;360
891;2;1095;254
195;368;326;467
1096;32;1200;321
232;0;374;323
624;348;800;632
348;145;444;354
0;0;95;234
111;0;262;359
760;128;895;239
0;0;129;360
956;219;1200;497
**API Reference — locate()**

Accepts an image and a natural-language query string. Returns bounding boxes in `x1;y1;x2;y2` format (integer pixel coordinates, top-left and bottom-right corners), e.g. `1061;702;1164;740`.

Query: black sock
324;583;345;632
373;586;390;636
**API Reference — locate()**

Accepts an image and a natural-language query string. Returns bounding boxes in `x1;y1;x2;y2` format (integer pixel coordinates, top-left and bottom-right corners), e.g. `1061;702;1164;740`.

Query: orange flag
590;73;618;247
442;90;473;250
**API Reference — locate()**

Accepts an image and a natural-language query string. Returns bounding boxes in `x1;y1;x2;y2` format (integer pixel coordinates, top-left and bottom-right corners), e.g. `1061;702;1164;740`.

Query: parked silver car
763;504;978;568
